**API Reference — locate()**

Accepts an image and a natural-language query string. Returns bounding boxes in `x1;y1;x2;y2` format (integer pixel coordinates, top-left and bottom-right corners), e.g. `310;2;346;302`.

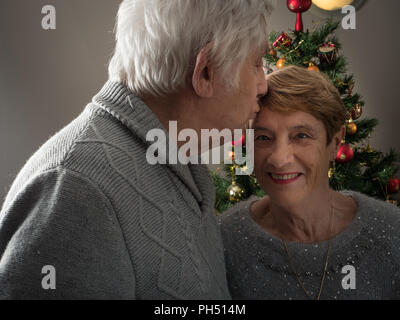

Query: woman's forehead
254;108;323;130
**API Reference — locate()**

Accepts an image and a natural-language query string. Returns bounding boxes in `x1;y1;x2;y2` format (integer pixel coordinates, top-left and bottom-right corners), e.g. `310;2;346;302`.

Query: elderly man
0;0;272;299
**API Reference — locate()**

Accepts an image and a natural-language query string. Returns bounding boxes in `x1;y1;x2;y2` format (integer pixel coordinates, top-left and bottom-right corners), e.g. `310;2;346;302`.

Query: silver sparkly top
218;191;400;300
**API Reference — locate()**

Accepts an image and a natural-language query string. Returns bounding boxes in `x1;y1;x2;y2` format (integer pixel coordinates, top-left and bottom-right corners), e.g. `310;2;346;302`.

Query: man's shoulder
3;104;147;209
61;103;149;173
217;196;260;229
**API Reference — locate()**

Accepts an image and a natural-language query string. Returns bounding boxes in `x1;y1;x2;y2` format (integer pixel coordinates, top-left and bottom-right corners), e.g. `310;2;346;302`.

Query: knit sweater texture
0;81;231;300
218;191;400;300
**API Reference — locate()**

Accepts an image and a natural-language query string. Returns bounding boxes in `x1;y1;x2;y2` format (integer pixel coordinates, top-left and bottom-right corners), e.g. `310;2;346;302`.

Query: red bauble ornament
273;32;292;49
336;144;354;164
387;178;400;194
287;0;312;32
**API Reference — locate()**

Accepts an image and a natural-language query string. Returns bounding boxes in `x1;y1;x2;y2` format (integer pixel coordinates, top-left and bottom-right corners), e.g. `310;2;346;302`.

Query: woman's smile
268;172;303;185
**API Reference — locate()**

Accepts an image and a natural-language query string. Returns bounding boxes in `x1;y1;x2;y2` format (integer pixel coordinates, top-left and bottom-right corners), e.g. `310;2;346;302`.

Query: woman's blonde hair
261;66;346;145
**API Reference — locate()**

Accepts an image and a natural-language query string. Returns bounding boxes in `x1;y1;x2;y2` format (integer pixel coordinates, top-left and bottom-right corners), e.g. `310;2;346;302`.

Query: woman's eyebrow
254;127;272;132
254;124;316;133
290;124;316;133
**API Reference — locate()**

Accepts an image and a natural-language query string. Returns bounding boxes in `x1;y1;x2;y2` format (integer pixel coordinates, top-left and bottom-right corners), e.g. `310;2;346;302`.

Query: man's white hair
108;0;274;97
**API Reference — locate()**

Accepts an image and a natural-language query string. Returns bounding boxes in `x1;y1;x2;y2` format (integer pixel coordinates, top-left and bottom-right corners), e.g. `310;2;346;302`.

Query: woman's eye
295;133;310;139
255;135;271;141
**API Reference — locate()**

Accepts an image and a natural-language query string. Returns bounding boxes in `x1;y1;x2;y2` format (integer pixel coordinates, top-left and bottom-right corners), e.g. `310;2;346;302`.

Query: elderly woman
219;66;400;300
0;0;272;299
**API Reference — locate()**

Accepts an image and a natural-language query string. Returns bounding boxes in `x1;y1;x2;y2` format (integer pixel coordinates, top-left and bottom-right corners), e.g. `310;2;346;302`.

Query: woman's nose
267;141;293;169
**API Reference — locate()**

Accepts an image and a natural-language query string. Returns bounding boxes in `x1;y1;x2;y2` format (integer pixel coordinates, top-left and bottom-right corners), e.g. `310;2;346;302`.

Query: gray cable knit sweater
0;81;231;300
218;191;400;300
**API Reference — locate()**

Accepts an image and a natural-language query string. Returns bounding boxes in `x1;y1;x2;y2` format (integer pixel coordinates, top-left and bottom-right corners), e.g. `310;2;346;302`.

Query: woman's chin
266;189;304;208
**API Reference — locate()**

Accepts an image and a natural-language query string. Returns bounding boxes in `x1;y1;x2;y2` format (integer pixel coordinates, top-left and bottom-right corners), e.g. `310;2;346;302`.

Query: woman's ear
192;42;215;98
331;125;346;160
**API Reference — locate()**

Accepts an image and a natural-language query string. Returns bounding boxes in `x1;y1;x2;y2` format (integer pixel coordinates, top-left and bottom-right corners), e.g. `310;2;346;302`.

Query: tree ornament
348;80;355;97
336;144;354;164
277;57;286;70
307;62;319;72
269;49;277;56
346;122;357;135
328;161;336;178
287;0;312;33
273;32;292;49
387;178;400;194
328;167;334;179
318;42;338;65
345;111;352;122
351;103;363;120
227;182;244;202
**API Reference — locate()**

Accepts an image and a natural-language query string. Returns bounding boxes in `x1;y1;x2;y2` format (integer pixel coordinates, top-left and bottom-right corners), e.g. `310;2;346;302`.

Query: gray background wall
1;0;399;202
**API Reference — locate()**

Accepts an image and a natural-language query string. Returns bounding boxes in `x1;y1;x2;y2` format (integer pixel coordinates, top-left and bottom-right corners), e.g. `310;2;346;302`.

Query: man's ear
192;42;215;98
331;125;346;160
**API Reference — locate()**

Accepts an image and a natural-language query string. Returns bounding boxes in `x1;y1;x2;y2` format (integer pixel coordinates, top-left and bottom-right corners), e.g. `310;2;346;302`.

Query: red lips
268;173;302;185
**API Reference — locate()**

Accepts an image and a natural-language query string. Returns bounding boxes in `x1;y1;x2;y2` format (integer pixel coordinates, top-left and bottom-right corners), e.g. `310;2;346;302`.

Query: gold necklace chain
281;200;334;300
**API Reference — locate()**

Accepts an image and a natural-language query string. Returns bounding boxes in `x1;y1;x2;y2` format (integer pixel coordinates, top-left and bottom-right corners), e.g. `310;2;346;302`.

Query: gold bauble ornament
227;182;244;202
347;122;357;135
276;57;286;70
351;103;363;120
307;62;319;72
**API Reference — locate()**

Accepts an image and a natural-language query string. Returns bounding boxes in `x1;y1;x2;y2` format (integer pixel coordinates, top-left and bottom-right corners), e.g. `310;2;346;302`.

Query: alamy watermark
146;121;254;175
341;265;356;290
342;5;356;30
41;265;56;290
41;5;56;30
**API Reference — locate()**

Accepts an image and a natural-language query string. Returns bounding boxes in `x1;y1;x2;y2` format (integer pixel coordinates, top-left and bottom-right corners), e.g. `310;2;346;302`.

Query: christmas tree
213;19;400;213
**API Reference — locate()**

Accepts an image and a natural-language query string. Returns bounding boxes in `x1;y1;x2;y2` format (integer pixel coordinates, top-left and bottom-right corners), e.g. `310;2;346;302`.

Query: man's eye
255;135;271;141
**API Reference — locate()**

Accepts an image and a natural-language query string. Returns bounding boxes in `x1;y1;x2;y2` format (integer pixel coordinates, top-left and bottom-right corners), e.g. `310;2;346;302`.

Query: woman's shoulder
217;196;264;253
342;191;400;256
342;190;400;225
